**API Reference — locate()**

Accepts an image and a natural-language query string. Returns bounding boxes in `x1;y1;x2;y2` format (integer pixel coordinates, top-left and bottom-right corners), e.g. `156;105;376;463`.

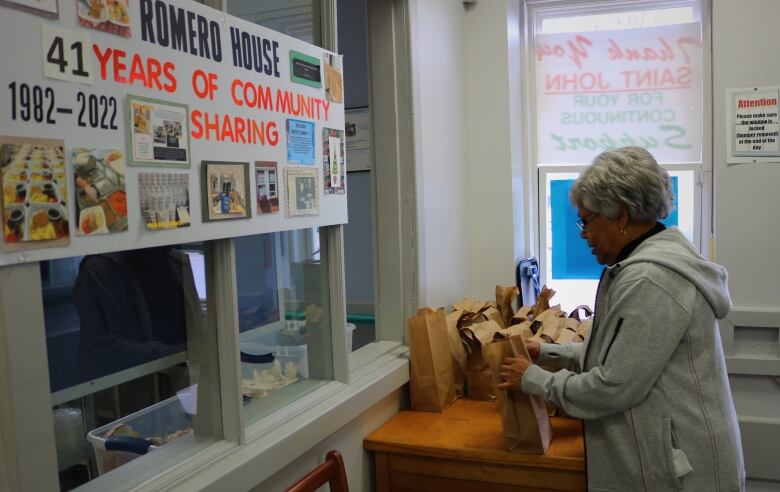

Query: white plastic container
240;322;356;379
86;395;192;475
240;341;309;379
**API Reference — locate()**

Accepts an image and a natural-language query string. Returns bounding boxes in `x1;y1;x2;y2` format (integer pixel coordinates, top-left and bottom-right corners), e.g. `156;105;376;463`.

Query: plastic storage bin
86;395;192;475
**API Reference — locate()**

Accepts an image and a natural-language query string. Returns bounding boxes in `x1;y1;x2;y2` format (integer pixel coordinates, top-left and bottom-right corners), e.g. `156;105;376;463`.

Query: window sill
124;341;409;491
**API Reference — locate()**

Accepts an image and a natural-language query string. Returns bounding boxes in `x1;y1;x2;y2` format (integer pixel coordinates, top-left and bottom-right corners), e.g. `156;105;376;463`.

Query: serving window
43;227;340;488
236;229;334;424
44;242;223;489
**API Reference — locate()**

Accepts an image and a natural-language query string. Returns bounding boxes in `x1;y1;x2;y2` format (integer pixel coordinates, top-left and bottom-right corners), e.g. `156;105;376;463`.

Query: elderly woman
499;146;745;491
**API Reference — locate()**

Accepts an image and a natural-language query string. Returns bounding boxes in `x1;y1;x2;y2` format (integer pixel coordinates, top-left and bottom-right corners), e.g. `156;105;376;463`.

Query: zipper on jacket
601;317;623;365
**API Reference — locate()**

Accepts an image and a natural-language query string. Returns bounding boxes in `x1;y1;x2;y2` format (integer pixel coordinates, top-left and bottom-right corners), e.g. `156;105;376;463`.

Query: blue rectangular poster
286;119;316;165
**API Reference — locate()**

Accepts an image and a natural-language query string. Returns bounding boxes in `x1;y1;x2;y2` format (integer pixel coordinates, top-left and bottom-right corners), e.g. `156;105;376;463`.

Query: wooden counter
364;398;585;491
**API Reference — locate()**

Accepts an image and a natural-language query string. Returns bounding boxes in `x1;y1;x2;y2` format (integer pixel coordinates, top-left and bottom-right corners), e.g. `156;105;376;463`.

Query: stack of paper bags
439;285;594;402
410;285;594;410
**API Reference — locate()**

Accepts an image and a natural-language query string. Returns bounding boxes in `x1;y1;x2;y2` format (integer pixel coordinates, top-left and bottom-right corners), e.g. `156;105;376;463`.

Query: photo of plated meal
71;148;128;236
107;0;129;25
0;137;70;249
79;205;108;236
79;0;107;23
77;0;131;37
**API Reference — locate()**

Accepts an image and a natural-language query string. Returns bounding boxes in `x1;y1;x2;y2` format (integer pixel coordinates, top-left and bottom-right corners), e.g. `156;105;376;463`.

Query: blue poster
286;119;316;164
551;176;679;280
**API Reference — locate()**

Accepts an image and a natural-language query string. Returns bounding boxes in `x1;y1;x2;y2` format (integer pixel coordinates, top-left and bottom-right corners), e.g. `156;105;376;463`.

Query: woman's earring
620;228;626;236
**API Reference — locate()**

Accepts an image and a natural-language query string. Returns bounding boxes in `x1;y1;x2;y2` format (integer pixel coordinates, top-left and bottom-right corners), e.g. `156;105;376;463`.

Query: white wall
464;0;527;298
249;389;405;491
410;0;526;307
712;0;780;487
713;0;780;308
409;0;472;308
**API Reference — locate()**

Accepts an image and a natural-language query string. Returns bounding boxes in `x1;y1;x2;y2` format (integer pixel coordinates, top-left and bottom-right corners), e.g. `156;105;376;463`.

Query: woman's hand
496;356;532;390
525;340;541;361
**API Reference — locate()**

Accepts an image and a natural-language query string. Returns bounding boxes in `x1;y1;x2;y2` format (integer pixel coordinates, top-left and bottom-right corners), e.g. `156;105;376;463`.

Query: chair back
286;450;349;492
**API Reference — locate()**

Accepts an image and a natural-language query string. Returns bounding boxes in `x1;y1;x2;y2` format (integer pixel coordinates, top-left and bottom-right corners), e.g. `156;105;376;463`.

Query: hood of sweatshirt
611;228;732;319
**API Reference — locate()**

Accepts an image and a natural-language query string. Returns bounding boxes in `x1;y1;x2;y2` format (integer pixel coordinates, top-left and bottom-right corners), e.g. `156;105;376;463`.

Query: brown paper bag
453;298;492;313
568;305;593;322
531;286;556;318
576;319;593;339
496;320;533;340
496;285;519;328
484;336;553;454
461;319;503;401
408;308;457;412
445;310;469;396
510;305;534;326
483;307;504;328
555;318;583;344
528;307;565;343
457;302;501;330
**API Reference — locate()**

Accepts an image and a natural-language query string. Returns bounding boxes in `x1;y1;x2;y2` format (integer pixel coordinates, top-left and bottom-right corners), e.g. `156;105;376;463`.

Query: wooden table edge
363;439;586;471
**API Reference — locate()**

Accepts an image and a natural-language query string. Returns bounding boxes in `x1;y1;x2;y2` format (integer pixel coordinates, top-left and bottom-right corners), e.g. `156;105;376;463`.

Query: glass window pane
540;7;696;34
44;243;222;489
544;170;693;312
533;3;704;165
236;228;336;424
227;0;319;45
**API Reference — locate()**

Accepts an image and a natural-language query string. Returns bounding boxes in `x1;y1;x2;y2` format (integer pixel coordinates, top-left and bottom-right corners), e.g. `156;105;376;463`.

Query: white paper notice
733;90;780;156
41;24;94;85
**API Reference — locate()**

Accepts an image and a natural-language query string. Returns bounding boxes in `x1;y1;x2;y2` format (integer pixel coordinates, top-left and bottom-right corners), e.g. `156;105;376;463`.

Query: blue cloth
219;192;231;214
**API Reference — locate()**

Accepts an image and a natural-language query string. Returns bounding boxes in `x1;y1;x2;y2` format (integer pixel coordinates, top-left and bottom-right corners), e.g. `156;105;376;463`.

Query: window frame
538;164;703;308
523;0;714;288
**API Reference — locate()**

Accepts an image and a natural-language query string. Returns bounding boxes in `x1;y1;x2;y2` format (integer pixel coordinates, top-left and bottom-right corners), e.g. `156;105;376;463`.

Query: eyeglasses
576;212;599;231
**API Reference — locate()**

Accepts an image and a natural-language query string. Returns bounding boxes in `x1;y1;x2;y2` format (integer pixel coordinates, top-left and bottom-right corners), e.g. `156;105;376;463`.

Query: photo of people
202;161;251;221
255;161;279;215
127;95;190;168
285;167;319;218
153;125;166;144
163;120;181;147
296;177;315;210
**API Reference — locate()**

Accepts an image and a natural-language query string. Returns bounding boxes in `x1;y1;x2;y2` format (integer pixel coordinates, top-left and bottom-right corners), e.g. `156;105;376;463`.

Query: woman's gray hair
569;146;674;223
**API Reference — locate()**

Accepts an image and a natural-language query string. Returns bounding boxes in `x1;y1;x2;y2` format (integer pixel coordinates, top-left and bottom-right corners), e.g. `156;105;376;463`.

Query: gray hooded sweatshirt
522;228;745;491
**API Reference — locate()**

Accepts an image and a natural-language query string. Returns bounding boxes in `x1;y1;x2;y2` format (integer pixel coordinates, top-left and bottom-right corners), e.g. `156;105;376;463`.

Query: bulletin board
0;0;347;265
